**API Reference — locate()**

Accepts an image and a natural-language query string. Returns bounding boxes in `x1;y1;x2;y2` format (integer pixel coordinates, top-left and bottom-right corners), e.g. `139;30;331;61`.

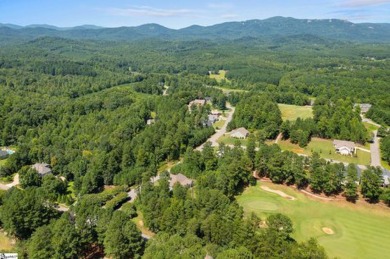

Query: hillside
1;17;390;44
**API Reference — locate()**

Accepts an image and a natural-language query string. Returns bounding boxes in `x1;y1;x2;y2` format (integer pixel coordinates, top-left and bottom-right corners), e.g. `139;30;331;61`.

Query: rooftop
333;139;355;150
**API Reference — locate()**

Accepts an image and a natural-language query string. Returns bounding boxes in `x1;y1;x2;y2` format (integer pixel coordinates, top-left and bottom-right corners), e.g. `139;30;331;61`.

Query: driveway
370;130;381;167
196;104;235;151
0;173;19;190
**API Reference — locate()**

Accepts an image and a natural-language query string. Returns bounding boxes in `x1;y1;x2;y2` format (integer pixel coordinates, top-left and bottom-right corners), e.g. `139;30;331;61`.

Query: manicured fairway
237;182;390;259
278;104;313;121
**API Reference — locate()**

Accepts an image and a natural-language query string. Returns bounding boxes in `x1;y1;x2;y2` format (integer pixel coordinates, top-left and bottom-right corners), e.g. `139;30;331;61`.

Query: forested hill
1;16;390;44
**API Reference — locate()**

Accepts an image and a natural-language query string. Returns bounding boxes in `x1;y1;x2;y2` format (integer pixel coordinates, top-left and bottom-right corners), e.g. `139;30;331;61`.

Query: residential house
31;163;52;177
0;150;8;159
188;99;206;107
146;119;155;125
354;103;372;114
151;173;193;190
169;173;193;189
230;127;249;139
333;140;356;156
383;169;390;187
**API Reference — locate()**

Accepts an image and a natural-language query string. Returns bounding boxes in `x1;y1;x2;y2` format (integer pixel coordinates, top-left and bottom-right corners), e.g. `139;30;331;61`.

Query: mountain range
1;16;390;44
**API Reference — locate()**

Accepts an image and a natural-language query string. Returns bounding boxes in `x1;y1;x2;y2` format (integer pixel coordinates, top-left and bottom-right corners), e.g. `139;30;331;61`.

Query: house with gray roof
31;163;52;176
230;127;249;139
0;150;8;159
333;140;356;156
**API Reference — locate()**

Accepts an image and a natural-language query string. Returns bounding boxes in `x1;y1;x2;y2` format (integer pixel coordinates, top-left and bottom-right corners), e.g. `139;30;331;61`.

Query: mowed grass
278;104;313;121
363;122;380;133
0;230;14;252
277;138;371;165
217;135;249;146
237;181;390;259
213;120;226;130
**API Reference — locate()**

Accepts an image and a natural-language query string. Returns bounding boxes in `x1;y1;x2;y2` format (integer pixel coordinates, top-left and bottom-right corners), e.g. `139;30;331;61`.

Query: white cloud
105;6;200;18
341;0;390;7
208;3;234;9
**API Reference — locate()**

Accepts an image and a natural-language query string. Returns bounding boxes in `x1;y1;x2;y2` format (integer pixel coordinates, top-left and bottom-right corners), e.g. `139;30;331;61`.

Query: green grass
382;160;390;170
209;70;230;83
213;120;226;129
0;159;6;166
0;229;14;252
217;135;249;146
363;122;380;133
278;104;313;121
237;182;390;259
277;138;371;165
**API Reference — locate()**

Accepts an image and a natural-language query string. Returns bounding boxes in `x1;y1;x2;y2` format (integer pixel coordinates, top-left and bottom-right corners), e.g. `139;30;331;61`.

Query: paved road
0;174;19;190
196;104;235;151
370;130;381;167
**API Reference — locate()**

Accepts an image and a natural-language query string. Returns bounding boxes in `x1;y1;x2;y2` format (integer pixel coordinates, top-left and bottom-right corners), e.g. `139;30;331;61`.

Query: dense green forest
0;24;389;258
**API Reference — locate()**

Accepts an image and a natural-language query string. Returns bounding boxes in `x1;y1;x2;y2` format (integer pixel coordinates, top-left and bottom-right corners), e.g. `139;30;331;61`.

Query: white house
230;127;249;139
333;140;356;156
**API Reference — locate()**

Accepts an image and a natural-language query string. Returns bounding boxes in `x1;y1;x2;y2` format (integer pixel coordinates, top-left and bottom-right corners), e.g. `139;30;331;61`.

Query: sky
0;0;389;29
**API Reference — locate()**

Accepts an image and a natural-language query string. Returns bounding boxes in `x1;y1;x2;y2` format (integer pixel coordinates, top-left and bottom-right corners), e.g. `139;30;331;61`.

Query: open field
0;230;14;252
278;104;313;121
237;181;390;259
209;70;230;83
277;138;371;165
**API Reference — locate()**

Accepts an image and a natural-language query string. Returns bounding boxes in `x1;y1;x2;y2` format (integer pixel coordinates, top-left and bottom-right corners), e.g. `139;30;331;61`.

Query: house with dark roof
31;163;52;176
0;150;8;159
333;140;356;156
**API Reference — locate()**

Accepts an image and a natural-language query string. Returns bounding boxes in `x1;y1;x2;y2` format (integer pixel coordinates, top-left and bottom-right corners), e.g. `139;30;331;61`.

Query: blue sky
0;0;389;28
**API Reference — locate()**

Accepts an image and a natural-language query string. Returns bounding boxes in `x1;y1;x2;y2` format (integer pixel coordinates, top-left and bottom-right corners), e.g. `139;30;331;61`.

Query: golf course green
237;181;390;259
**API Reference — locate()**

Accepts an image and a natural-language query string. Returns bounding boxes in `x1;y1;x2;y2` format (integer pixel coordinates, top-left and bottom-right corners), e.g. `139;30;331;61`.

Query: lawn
277;138;371;165
0;159;6;166
0;229;14;252
278;104;313;121
213;120;226;130
237;181;390;259
217;135;249;147
363;122;380;133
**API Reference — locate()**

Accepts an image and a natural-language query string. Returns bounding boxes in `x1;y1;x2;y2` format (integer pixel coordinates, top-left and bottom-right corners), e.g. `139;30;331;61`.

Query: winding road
196;103;235;151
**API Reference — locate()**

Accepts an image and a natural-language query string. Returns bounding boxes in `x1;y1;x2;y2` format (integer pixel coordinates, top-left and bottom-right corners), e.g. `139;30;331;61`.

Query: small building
333;140;356;156
382;169;390;187
31;163;52;177
169;173;193;189
146;119;155;125
208;114;219;123
355;103;372;114
0;150;8;159
230;127;249;139
188;99;206;110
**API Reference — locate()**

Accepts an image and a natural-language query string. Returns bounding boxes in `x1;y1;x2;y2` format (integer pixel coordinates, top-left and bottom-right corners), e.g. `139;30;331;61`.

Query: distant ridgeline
1;17;390;44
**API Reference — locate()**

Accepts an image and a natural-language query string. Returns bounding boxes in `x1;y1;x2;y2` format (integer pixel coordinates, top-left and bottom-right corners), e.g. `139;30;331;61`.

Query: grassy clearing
278;104;313;121
277;138;371;165
209;70;230;83
0;229;14;252
363;122;380;133
217;135;249;146
213;120;226;129
382;160;390;170
237;181;390;259
0;159;6;166
131;211;155;238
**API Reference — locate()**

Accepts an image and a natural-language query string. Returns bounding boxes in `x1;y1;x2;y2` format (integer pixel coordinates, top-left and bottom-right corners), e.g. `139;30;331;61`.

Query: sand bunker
322;227;334;235
261;186;296;200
